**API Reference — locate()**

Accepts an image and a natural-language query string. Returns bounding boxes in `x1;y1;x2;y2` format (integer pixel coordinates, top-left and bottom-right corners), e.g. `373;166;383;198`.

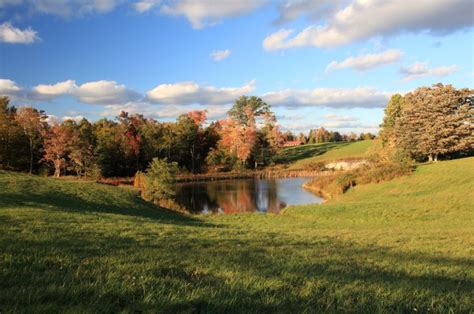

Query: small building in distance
282;140;302;148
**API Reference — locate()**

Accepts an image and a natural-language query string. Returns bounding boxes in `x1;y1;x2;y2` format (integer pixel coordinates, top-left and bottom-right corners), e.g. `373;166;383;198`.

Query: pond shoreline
176;169;334;182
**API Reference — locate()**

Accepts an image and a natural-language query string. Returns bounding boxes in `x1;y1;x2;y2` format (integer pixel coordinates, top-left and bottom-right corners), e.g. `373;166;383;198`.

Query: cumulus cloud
146;80;256;105
264;0;474;50
323;114;358;122
400;62;458;81
133;0;160;13
0;0;121;17
321;121;378;129
102;102;230;121
210;49;231;61
0;0;22;8
0;78;23;96
32;0;121;17
30;80;77;100
263;87;390;108
273;0;343;25
160;0;267;29
326;49;403;72
0;22;39;44
72;80;141;105
62;115;84;122
29;79;140;105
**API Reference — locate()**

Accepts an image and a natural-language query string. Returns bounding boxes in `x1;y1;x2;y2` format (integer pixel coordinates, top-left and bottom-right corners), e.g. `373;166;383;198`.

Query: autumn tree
15;106;47;174
396;84;473;161
43;123;79;177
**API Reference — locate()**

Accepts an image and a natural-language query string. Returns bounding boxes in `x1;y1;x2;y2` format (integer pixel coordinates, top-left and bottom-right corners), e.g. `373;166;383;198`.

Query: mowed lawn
275;140;373;169
0;157;473;312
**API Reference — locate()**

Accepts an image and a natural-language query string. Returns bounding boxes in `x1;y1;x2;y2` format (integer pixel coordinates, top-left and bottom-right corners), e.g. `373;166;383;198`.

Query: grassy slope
275;140;373;170
1;157;473;312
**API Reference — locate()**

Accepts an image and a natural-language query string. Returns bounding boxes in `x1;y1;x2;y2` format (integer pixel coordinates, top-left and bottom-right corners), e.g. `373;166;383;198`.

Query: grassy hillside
1;157;473;312
275;140;373;169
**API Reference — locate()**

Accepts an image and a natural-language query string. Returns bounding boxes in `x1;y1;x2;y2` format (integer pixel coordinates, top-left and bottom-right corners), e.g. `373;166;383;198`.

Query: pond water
175;177;323;214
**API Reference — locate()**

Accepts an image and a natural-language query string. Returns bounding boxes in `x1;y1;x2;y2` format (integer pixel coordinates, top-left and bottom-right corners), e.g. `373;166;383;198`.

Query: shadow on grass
274;142;349;164
1;225;472;312
0;186;215;227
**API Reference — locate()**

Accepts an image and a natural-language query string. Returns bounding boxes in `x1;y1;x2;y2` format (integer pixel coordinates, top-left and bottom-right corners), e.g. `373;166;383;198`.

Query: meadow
0;157;473;312
275;140;373;169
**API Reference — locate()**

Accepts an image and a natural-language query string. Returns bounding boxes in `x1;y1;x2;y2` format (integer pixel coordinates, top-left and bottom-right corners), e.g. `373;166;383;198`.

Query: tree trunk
428;154;433;162
54;160;61;178
29;138;33;174
434;154;438;162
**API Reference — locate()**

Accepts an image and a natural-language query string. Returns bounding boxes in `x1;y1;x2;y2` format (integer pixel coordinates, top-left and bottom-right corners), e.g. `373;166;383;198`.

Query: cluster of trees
282;128;375;145
0;95;285;177
379;84;473;162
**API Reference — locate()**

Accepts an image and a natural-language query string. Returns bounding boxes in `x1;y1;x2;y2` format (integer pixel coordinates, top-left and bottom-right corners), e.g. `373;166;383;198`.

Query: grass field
275;140;373;169
1;157;473;312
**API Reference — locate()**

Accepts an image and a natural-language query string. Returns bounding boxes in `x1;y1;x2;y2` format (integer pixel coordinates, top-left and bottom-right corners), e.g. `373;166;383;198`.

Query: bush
305;161;413;199
353;161;413;185
141;158;178;204
302;161;326;171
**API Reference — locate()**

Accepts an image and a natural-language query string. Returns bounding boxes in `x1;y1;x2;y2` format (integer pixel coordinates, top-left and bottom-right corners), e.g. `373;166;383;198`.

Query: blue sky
0;0;473;134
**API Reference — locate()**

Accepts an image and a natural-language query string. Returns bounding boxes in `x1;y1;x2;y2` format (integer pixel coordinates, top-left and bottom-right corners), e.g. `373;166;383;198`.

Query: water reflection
175;177;323;214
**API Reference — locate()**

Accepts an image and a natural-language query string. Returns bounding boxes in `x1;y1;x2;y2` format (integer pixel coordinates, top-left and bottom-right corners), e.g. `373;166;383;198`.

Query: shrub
141;158;178;204
353;161;413;185
133;170;145;189
305;161;413;199
335;173;357;193
302;161;326;171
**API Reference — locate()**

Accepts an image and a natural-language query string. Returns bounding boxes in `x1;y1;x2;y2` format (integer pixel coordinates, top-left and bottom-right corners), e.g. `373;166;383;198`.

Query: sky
0;0;473;134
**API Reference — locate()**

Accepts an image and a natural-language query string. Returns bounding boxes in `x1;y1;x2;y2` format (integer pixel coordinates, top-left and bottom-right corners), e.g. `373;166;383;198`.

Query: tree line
0;96;285;177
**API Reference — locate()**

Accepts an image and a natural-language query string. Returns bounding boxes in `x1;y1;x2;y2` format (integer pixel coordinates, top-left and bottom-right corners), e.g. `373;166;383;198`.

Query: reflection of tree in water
176;178;288;214
265;179;286;214
175;182;219;214
207;179;258;214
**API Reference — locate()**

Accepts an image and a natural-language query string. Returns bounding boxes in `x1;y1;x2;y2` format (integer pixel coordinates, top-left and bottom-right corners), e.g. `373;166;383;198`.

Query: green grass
275;140;373;170
1;157;473;312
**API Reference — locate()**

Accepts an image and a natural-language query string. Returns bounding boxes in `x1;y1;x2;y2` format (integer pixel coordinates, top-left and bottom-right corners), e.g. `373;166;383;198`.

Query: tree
0;97;22;170
15;106;46;174
68;118;97;177
141;158;178;203
396;84;473;161
43;123;79;177
228;96;270;125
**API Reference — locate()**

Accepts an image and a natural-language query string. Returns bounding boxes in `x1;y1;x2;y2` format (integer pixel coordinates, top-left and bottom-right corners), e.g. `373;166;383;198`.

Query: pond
175;177;323;214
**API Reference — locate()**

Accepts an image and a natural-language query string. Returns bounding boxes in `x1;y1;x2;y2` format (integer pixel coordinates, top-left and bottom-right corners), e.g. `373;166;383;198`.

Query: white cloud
62;115;84;122
274;0;342;25
0;78;22;96
160;0;266;29
32;0;121;17
0;0;22;8
102;101;230;121
263;0;474;50
29;79;140;105
326;49;403;72
146;80;256;105
73;80;141;105
263;87;390;108
31;80;77;100
133;0;160;13
323;114;358;122
321;121;378;129
0;22;39;44
210;49;231;61
400;62;458;81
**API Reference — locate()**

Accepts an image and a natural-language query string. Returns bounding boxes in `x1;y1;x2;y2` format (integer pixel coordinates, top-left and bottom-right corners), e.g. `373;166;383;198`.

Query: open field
275;140;373;169
1;157;473;312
